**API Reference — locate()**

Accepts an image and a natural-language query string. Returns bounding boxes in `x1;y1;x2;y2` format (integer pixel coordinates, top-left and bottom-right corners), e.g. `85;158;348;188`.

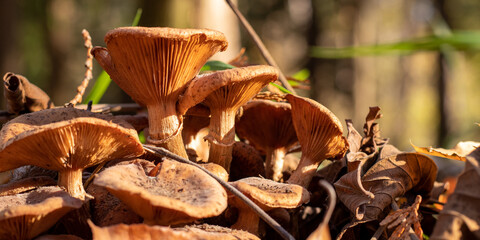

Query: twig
319;180;336;225
143;144;295;240
68;29;93;106
224;0;296;94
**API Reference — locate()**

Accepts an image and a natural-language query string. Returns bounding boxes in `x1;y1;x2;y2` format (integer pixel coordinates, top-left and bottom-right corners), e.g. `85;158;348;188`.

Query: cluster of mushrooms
0;27;349;240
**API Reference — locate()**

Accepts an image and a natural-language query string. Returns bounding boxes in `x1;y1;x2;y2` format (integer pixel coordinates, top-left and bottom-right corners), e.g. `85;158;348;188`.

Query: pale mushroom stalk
265;147;287;182
146;102;185;157
232;208;262;235
207;108;236;170
58;168;85;198
286;156;319;188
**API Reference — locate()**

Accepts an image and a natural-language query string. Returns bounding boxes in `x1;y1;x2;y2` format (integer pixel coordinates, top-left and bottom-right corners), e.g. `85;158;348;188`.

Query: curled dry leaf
3;72;54;115
335;151;437;221
411;141;480;162
431;147;480;239
380;195;423;240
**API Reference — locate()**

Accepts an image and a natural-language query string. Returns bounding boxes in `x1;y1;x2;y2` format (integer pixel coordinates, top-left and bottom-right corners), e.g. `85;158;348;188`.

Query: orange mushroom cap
93;159;228;226
0;186;83;240
285;94;348;188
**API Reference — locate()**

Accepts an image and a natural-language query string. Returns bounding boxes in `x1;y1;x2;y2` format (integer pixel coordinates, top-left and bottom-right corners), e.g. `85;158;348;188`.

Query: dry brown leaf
3;72;54;114
431;147;480;239
380;195;423;240
411;141;480;162
335;151;437;221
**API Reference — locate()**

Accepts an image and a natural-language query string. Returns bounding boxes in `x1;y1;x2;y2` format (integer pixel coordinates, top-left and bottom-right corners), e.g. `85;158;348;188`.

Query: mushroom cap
285;94;348;161
93;159;228;225
88;220;196;240
0;108;144;172
0;186;83;240
0;176;56;197
102;27;228;105
236;99;297;152
177;65;279;115
229;177;310;210
177;224;260;240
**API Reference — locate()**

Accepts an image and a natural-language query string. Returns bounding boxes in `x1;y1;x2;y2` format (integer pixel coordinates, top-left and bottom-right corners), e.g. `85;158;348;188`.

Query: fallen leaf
411;141;480;162
380;195;423;240
430;147;480;239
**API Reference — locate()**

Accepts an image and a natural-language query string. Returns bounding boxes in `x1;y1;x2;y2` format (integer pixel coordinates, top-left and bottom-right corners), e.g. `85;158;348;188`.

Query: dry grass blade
224;0;296;94
68;29;93;106
380;195;423;240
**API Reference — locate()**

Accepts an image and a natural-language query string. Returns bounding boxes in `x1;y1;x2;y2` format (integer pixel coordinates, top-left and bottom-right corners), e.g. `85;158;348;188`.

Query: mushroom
182;113;210;161
93;159;228;225
0;186;83;240
236;99;298;181
92;27;228;158
177;65;279;172
177;224;260;240
0;108;144;199
88;220;194;240
229;141;266;181
0;176;56;197
285;94;348;188
228;177;310;236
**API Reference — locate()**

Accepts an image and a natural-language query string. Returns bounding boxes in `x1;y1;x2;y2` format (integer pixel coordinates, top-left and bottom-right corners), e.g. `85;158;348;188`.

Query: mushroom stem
146;103;188;158
207;108;236;172
58;168;85;200
232;207;262;236
287;156;324;188
266;148;286;182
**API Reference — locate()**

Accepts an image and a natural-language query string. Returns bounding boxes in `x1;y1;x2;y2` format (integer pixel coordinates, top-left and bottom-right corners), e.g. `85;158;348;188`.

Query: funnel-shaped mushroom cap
94;27;228;106
286;94;347;161
285;94;348;187
236;100;297;152
0;108;144;199
0;108;143;171
230;177;310;209
0;186;83;240
178;65;279;115
89;220;195;240
93;159;228;225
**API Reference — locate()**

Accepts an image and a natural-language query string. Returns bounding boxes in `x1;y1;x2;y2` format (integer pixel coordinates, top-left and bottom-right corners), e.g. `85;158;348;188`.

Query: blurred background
0;0;479;151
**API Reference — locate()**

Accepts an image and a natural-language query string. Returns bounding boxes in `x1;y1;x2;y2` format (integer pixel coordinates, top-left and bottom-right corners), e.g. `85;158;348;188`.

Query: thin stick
143;144;295;240
319;180;336;225
224;0;296;94
68;29;93;106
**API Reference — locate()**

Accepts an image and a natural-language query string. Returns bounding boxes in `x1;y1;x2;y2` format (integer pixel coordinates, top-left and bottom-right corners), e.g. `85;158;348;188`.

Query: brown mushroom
177;224;260;240
178;66;279;172
285;94;348;188
236;99;298;181
0;108;144;199
183;113;210;161
228;177;310;236
229;141;266;181
0;176;56;197
92;27;228;158
93;159;228;225
0;186;83;240
88;220;194;240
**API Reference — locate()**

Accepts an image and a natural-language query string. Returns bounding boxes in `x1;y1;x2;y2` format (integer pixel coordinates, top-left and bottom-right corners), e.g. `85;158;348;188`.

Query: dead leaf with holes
380;195;423;240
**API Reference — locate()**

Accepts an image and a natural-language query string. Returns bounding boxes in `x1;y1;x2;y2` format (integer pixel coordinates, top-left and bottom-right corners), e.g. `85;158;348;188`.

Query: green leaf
310;31;480;59
83;9;143;104
200;60;236;72
270;82;291;94
291;69;310;81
